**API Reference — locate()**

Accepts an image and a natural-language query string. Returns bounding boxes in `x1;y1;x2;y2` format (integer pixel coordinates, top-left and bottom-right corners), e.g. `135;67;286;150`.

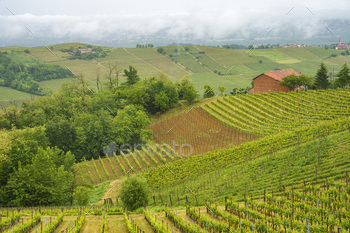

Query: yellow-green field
1;43;350;101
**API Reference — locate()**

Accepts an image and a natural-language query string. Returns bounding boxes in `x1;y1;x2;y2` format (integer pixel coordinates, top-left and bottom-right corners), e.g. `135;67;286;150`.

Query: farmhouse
249;68;301;94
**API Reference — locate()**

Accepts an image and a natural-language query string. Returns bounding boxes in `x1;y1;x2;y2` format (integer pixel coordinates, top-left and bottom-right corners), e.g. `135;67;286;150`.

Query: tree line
279;62;350;91
0;66;200;206
0;52;73;95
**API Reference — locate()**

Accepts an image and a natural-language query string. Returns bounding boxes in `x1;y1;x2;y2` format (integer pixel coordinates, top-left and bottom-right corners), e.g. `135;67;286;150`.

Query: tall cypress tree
314;62;330;89
337;63;350;88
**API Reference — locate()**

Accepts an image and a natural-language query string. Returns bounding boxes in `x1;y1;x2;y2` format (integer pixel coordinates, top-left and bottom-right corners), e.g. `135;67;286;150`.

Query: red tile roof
337;44;349;49
254;68;301;82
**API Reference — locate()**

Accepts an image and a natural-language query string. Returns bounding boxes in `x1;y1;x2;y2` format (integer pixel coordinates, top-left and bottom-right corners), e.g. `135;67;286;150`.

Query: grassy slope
2;45;350;101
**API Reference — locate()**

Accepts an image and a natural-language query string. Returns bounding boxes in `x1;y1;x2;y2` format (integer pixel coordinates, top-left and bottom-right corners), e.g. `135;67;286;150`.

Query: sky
0;0;349;46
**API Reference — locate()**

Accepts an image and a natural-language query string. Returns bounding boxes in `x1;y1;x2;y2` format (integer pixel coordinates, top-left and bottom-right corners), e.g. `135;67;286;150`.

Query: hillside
202;89;350;135
76;89;350;192
1;44;350;107
2;88;350;232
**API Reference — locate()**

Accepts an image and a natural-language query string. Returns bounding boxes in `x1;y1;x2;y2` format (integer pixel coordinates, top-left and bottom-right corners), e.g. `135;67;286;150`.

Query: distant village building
249;68;301;94
335;40;349;50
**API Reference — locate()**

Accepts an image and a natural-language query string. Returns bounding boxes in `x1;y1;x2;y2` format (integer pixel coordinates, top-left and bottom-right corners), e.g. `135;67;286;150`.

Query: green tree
124;66;140;85
279;74;300;91
113;105;152;147
336;63;350;88
74;111;114;160
120;175;150;211
299;75;314;90
314;62;330;89
74;186;90;206
153;91;170;112
5;147;75;206
143;74;178;114
178;77;199;103
281;75;314;91
232;87;238;95
45;118;77;154
203;84;215;98
218;86;226;96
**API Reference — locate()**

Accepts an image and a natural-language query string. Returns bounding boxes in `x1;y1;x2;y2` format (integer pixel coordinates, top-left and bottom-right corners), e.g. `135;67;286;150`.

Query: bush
75;186;90;206
120;175;150;211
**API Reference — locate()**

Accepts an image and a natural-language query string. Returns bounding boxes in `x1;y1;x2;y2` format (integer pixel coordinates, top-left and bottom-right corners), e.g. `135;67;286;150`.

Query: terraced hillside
202;89;350;136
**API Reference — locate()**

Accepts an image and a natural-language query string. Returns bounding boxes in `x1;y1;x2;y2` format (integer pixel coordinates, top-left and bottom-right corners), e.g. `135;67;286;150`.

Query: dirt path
80;215;101;233
95;179;124;205
53;216;77;233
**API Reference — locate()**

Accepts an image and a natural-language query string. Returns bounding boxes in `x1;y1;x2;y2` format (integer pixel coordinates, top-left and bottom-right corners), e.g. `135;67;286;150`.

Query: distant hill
1;43;350;107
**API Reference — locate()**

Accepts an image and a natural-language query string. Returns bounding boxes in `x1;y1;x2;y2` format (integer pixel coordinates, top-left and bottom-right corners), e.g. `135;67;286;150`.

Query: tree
5;147;75;206
143;74;178;114
279;74;300;91
113;105;152;147
280;75;314;91
203;85;215;98
183;85;199;103
336;63;350;88
218;86;226;96
45;118;77;154
298;75;314;90
231;87;238;95
119;175;150;211
178;77;199;103
153;91;170;112
74;186;90;206
314;62;330;89
74;111;115;160
104;63;122;90
124;66;140;86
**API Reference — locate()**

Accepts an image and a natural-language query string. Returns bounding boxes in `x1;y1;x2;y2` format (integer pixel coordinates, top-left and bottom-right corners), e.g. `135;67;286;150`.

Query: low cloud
0;5;349;44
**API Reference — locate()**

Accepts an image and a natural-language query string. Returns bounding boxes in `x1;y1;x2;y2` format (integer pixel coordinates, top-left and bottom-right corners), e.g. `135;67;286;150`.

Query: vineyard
8;89;348;233
202;89;350;136
149;107;259;156
75;144;183;186
1;179;349;232
151;129;350;206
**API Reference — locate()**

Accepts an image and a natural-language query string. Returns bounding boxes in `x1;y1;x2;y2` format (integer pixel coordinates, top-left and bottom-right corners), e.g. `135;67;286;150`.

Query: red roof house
249;68;301;94
336;40;349;50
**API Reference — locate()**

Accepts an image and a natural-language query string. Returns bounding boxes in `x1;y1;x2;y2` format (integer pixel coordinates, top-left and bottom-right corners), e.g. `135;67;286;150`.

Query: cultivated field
1;177;349;232
148;107;259;156
2;44;350;102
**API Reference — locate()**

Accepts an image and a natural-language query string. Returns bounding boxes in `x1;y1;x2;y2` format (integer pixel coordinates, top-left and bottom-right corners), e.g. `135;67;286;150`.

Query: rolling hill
1;43;350;108
3;89;349;233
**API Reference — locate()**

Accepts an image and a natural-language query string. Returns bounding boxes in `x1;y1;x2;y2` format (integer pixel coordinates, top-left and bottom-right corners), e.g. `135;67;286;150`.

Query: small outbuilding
249;68;301;94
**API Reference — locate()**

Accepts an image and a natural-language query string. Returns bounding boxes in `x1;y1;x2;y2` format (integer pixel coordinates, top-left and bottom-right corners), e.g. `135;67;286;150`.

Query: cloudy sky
0;0;349;46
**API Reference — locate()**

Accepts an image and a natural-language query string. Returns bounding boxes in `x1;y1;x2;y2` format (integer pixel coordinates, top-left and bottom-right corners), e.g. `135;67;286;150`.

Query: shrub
120;175;150;211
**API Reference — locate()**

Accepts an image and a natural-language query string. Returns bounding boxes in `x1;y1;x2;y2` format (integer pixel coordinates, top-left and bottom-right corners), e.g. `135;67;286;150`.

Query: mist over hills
1;16;349;48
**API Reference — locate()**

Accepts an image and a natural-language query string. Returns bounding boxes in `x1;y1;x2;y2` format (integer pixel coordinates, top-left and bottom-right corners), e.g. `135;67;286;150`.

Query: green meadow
1;43;350;100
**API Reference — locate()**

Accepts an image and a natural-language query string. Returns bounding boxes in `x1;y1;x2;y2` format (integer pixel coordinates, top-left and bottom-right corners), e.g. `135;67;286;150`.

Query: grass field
0;86;36;108
2;44;350;101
